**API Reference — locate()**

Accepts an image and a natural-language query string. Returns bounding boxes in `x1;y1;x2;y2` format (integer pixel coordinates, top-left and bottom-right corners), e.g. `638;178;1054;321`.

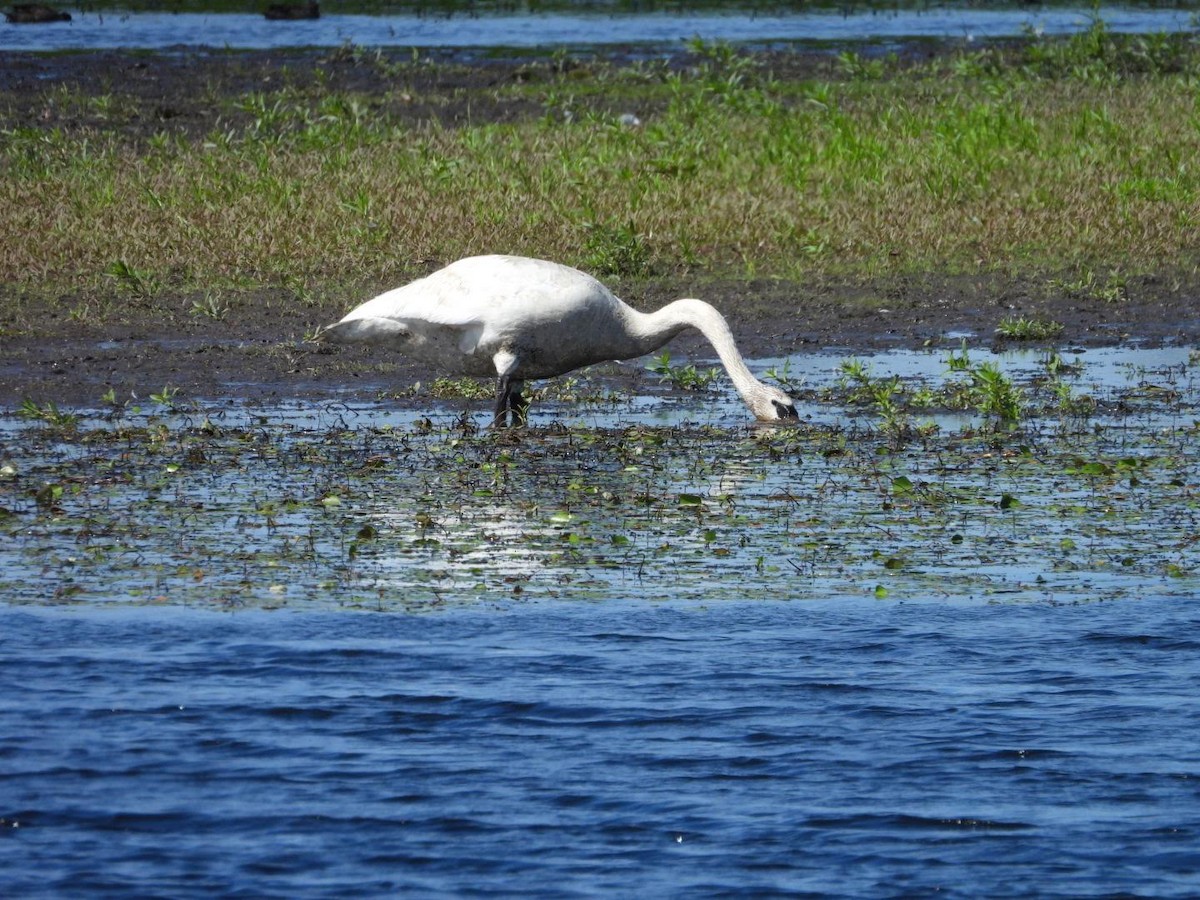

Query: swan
321;255;798;426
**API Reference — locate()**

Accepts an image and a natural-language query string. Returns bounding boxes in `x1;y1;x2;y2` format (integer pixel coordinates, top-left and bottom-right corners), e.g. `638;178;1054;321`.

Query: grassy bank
2;23;1198;301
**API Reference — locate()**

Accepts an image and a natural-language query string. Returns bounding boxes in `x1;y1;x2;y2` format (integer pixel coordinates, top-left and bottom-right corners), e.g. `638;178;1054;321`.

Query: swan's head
749;384;799;422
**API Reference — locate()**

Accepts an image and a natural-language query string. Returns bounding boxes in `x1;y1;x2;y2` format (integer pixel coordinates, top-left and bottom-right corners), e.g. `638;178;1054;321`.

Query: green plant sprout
996;316;1065;341
647;351;720;391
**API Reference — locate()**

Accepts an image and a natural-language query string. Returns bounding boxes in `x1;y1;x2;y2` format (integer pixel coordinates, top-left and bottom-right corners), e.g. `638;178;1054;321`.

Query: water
2;346;1198;895
2;599;1199;897
1;5;1195;52
2;346;1196;609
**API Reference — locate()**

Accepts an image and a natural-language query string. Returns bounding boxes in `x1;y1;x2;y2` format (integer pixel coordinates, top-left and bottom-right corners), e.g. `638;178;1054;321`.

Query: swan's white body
323;255;797;425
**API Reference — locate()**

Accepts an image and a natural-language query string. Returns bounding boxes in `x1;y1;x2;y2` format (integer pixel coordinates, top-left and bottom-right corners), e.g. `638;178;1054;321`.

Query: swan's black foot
510;390;530;427
493;375;528;428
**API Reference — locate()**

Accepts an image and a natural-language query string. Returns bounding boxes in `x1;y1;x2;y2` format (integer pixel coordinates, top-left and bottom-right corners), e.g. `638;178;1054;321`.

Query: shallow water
2;346;1198;895
2;346;1197;609
1;5;1194;52
2;599;1199;897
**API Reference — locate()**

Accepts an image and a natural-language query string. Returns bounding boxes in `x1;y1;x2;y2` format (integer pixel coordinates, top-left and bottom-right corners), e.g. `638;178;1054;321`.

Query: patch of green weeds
838;347;1032;431
582;219;650;277
996;316;1065;341
763;358;805;394
1049;270;1128;303
1048;377;1096;417
425;377;493;400
836;50;889;81
1042;351;1083;378
149;385;182;410
325;41;407;79
190;290;230;320
531;374;623;406
99;388;134;420
104;258;158;297
967;361;1024;423
945;341;972;373
842;359;930;442
17;399;78;431
647;351;720;391
1018;15;1197;81
682;37;775;110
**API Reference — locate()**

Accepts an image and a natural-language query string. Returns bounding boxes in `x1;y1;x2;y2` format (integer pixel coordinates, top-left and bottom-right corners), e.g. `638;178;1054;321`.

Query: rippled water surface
1;4;1194;51
2;346;1198;895
3;599;1200;897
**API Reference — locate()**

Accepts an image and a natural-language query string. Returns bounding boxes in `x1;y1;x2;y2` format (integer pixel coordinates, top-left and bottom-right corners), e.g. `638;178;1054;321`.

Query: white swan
321;255;798;426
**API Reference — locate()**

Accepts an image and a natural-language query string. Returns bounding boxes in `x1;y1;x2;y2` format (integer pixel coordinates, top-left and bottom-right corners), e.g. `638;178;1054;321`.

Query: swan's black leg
510;382;529;427
493;375;513;427
493;374;528;427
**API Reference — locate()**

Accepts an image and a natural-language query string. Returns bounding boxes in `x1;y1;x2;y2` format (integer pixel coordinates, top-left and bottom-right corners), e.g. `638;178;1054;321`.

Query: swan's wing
325;317;485;358
330;268;497;356
340;269;480;320
328;256;610;358
319;316;409;344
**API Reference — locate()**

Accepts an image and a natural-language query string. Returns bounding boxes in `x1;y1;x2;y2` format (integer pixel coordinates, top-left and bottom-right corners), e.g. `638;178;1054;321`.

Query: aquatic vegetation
0;349;1194;610
946;341;972;373
1042;350;1083;377
967;361;1025;423
149;385;183;412
425;376;493;401
647;350;720;392
838;347;1047;430
762;358;805;394
17;399;77;432
837;357;912;438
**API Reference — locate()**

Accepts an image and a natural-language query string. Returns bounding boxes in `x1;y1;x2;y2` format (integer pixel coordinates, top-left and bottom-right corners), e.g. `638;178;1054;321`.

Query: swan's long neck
629;298;766;406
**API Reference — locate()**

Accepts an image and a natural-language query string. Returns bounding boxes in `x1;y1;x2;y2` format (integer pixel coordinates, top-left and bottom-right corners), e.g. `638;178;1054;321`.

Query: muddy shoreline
2;48;1197;409
7;269;1194;410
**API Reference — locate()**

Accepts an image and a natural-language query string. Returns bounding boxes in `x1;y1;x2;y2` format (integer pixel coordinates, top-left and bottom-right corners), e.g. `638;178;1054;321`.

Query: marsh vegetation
1;21;1198;304
2;346;1196;608
1;24;1197;606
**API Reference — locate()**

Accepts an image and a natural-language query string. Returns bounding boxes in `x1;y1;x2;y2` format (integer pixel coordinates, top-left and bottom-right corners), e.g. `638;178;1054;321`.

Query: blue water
3;599;1198;897
0;5;1195;51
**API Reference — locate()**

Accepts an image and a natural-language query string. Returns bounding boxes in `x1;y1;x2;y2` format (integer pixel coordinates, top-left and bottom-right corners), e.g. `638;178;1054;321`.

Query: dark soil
2;48;1197;410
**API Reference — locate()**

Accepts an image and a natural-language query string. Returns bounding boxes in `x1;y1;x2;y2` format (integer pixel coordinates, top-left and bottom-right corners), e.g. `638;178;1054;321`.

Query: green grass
646;350;720;391
996;315;1066;341
2;24;1198;298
